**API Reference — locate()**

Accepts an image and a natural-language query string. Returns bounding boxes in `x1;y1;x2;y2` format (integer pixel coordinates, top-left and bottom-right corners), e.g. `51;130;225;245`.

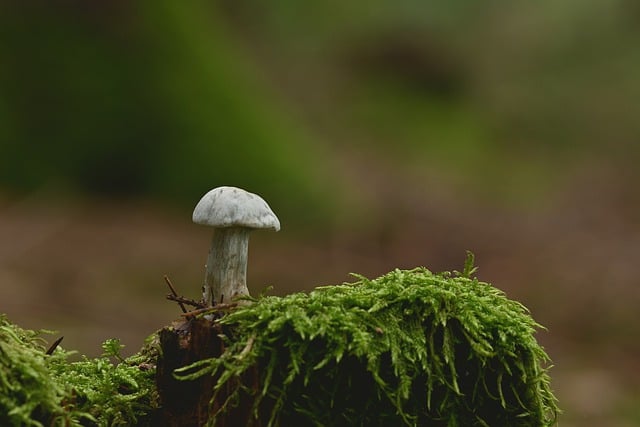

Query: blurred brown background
1;1;639;425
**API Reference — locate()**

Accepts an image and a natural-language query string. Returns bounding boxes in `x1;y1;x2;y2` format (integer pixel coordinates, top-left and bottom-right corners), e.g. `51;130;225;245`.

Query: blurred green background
1;1;639;425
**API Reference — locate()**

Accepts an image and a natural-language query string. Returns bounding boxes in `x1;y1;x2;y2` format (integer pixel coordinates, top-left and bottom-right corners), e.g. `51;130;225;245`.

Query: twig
166;294;206;309
180;303;238;318
164;275;187;313
46;336;64;355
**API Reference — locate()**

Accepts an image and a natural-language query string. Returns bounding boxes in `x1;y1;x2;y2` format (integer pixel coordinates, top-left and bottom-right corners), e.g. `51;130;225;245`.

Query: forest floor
1;163;638;426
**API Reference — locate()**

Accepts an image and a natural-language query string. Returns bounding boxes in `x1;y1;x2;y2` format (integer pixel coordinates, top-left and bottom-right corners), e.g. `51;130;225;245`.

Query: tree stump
155;317;260;426
155;318;221;426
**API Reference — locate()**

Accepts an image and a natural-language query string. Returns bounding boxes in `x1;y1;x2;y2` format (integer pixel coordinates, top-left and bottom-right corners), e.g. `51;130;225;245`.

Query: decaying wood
155;317;260;426
155;318;222;426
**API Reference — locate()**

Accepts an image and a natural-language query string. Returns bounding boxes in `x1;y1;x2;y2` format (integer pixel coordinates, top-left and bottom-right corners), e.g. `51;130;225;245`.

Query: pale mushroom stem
204;227;251;306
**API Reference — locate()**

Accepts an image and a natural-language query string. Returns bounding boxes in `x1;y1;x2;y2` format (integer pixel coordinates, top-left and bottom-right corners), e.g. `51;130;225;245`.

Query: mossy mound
0;315;158;426
180;259;559;426
1;256;559;426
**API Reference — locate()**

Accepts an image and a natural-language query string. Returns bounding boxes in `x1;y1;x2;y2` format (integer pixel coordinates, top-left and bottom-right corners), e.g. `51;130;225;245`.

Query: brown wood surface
154;317;260;426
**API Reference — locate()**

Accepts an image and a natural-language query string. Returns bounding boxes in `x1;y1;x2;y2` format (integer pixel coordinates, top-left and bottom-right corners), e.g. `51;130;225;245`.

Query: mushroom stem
204;227;251;306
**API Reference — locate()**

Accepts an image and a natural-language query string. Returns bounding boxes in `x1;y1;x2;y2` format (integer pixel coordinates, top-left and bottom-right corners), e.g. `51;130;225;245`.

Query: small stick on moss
166;294;207;309
164;275;187;313
45;336;64;355
180;303;238;318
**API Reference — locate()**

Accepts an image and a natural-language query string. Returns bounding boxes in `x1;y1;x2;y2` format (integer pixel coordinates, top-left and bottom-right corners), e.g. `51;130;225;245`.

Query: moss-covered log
176;261;559;426
0;257;559;426
155;317;258;426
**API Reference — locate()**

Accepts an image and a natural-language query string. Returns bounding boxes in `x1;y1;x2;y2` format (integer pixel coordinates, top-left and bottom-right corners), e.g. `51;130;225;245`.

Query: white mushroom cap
192;186;280;231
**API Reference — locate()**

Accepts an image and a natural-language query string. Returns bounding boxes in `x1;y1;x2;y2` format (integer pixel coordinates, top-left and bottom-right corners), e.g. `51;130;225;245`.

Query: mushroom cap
192;186;280;231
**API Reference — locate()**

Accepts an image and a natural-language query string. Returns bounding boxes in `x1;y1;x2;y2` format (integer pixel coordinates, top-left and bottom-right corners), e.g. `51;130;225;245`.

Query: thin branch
166;294;206;309
180;303;238;318
46;336;64;355
164;275;187;313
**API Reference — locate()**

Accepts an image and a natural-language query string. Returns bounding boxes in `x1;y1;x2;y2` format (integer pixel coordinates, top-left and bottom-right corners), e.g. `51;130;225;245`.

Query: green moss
0;315;159;426
1;255;559;426
178;255;559;426
0;316;67;426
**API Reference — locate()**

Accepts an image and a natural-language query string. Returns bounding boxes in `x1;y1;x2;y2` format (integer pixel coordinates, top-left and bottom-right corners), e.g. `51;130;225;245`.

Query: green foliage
0;2;331;222
101;338;126;363
0;316;69;426
48;336;159;426
0;315;158;426
178;256;559;426
1;257;559;426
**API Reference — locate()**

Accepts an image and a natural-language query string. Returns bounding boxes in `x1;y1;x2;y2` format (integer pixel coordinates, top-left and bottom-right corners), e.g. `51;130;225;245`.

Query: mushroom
192;186;280;306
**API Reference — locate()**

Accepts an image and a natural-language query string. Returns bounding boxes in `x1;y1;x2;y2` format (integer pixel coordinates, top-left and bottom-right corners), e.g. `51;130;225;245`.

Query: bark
155;318;220;426
155;317;259;426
